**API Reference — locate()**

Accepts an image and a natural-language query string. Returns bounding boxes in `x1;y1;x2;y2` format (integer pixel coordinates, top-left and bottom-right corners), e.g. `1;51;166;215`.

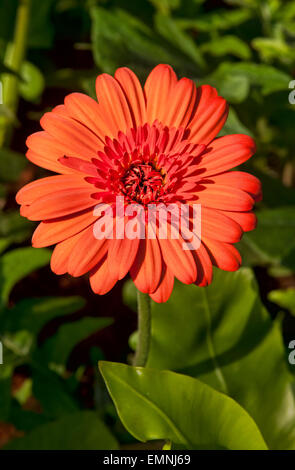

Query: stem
0;0;31;147
133;290;151;367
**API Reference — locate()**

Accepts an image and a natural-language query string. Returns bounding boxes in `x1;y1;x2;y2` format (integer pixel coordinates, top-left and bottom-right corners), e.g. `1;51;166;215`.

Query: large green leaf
100;362;267;450
0;247;51;304
40;317;113;366
5;410;118;450
143;269;295;449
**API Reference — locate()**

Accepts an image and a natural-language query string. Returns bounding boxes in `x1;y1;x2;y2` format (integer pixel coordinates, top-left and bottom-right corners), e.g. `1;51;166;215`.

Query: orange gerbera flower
16;64;261;302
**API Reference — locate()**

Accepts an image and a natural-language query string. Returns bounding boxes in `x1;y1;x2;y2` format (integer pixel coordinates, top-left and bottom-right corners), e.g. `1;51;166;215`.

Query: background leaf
31;366;79;419
0;148;27;182
5;410;119;450
3;296;86;334
40;317;113;366
19;61;45;102
268;288;295;316
155;13;206;68
0;247;51;304
241;207;295;270
201;36;251;60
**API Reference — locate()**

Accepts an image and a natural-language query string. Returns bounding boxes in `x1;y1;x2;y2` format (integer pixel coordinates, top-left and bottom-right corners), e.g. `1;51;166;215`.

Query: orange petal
196;185;254;211
201;207;242;243
158;222;197;284
188;86;228;144
210;171;262;198
67;224;110;277
219;210;257;232
40;113;100;160
24;187;96;221
191;84;218;116
130;237;162;294
64;93;110;144
96;73;134;136
150;264;174;303
164;77;197;129
51;104;68;116
32;209;96;248
203;238;241;272
16;174;90;205
193;242;213;287
108;237;140;280
50;229;87;275
144;64;178;125
89;255;118;295
200;134;256;177
115;67;147;127
26;132;84;174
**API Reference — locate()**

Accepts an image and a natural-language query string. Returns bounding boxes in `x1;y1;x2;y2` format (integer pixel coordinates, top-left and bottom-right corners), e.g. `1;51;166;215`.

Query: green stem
0;0;31;147
133;290;151;367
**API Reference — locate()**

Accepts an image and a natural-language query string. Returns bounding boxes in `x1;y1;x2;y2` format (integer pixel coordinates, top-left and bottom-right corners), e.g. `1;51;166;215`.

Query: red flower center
120;162;165;205
59;121;207;207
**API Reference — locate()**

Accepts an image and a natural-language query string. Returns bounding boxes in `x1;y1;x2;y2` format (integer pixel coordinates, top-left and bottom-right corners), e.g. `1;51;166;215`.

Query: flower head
16;64;261;302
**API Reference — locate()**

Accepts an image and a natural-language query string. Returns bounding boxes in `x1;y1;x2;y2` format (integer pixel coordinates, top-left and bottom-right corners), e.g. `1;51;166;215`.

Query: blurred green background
0;0;295;450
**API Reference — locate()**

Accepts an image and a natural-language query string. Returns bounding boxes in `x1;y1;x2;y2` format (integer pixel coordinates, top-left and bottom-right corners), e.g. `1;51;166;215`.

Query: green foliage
0;247;51;304
142;269;295;449
3;296;86;334
241;208;295;270
200;35;252;60
27;0;56;49
19;61;45;102
0;148;27;182
1;0;295;452
0;365;12;421
154;13;206;68
269;288;295;316
100;362;267;450
40;317;113;366
205;61;291;96
9;404;49;432
31;367;79;418
0;0;17;43
5;411;119;450
176;8;251;32
90;7;185;75
0;211;32;248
